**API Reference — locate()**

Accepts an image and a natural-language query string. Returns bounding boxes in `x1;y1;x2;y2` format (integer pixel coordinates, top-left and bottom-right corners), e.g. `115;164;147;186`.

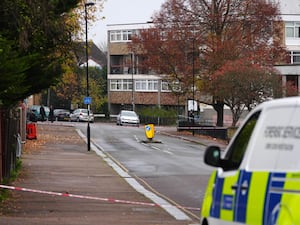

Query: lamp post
131;52;135;111
192;38;195;136
85;2;94;151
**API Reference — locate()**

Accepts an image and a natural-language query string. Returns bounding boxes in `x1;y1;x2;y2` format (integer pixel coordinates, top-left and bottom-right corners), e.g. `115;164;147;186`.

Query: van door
210;111;260;223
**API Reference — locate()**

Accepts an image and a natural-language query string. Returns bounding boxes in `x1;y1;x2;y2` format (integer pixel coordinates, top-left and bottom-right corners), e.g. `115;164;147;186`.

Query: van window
223;111;261;171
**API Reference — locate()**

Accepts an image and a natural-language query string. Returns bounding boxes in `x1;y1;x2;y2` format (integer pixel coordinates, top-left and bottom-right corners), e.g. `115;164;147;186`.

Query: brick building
107;23;185;115
107;1;300;116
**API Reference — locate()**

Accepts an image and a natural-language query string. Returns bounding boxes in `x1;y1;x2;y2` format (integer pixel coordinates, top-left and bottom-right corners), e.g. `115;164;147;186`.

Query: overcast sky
89;0;166;46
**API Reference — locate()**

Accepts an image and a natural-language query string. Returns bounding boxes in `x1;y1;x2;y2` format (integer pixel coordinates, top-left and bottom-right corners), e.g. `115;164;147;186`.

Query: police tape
0;184;201;211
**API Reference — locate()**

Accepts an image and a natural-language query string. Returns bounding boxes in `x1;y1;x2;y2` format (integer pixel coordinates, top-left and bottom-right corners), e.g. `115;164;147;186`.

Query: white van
201;96;300;225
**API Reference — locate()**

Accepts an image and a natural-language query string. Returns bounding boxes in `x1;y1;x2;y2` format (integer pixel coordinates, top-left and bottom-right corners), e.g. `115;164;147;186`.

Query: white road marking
134;135;174;155
77;129;191;221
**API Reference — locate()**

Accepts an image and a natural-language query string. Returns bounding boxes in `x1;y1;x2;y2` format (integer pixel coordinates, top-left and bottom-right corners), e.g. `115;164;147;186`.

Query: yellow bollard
144;124;155;141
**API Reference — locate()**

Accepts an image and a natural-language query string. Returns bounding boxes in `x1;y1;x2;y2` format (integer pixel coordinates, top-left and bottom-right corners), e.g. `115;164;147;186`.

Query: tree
0;0;104;107
210;59;282;126
46;2;107;111
197;0;286;126
51;59;82;107
0;37;37;106
285;81;299;97
77;66;107;113
131;0;287;126
52;65;107;112
130;1;202;99
0;0;80;106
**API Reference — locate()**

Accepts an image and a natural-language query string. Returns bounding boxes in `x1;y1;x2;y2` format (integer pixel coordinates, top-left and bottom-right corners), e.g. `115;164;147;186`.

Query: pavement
155;126;228;150
0;122;227;225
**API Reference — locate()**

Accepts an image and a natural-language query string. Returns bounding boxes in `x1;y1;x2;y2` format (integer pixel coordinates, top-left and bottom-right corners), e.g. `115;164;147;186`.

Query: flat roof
107;22;153;31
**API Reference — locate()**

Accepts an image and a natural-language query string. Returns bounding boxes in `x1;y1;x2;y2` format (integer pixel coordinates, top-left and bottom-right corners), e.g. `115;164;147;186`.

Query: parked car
116;110;139;126
29;105;50;121
54;109;70;121
70;108;94;122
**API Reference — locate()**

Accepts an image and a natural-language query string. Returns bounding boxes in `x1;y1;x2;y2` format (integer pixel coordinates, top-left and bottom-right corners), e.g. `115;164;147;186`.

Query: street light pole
131;52;135;111
85;2;94;151
192;38;195;136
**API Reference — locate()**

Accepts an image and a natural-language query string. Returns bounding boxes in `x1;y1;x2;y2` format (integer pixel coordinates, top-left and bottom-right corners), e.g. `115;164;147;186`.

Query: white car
116;110;139;126
70;108;94;122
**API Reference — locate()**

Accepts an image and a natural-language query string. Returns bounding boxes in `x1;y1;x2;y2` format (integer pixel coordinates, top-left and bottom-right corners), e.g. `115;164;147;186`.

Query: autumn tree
131;0;287;126
73;66;107;113
51;59;82;107
211;59;282;126
196;0;286;126
49;2;106;111
52;64;107;113
130;2;202;101
285;81;299;97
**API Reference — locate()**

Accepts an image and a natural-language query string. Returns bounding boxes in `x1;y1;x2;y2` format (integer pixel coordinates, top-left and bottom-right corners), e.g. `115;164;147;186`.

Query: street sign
84;97;92;105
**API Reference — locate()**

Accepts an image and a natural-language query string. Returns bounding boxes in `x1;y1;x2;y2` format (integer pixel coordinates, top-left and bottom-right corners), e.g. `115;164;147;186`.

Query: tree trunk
213;100;224;127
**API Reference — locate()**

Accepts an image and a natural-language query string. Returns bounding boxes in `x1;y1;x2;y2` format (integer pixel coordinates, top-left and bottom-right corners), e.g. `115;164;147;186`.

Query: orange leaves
209;59;281;102
130;0;286;109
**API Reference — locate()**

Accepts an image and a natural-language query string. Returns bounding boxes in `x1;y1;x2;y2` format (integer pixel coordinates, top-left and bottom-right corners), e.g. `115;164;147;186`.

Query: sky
89;0;166;46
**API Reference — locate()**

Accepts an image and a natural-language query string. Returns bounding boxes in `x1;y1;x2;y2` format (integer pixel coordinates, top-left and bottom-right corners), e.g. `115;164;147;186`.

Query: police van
201;96;300;225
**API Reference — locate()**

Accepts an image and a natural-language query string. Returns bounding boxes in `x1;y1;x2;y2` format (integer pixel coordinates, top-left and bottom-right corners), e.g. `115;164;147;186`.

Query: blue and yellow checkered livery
201;170;300;224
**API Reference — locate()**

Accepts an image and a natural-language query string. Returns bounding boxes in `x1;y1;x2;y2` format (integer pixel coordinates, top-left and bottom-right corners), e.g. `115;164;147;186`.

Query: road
76;122;215;220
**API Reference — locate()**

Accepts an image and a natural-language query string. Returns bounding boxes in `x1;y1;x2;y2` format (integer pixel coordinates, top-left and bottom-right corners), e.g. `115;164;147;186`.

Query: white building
275;0;300;91
107;23;181;115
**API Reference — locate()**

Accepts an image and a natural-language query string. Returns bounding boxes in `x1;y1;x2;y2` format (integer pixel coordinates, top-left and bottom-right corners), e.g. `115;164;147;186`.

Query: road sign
84;97;92;105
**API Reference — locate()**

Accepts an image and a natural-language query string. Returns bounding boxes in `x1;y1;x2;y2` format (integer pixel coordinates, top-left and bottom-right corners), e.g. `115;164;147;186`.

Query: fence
139;116;177;126
0;106;25;182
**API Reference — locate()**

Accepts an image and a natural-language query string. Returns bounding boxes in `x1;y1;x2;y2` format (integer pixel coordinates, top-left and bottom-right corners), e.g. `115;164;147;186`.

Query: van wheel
202;219;208;225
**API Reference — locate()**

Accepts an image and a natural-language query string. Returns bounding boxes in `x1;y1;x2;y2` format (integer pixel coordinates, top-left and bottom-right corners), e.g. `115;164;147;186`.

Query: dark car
29;105;50;121
54;109;70;121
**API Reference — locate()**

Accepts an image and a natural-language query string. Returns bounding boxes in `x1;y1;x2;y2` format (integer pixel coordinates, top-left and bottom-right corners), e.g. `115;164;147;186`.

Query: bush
0;159;22;202
139;106;177;117
139;107;177;125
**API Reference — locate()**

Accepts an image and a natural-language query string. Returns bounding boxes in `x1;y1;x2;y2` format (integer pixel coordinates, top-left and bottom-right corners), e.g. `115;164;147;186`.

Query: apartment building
107;23;183;115
107;1;300;116
275;0;300;91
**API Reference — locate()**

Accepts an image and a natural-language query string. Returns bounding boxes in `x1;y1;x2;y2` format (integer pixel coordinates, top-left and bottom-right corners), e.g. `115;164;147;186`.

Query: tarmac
0;122;227;225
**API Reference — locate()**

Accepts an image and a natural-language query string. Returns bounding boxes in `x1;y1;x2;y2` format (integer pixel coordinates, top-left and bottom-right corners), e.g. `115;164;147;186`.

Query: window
110;30;134;42
135;80;158;91
290;51;300;64
148;80;158;91
111;79;160;91
110;30;122;42
135;80;147;91
285;22;300;38
123;30;132;41
286;75;298;87
110;32;116;42
122;79;133;90
110;79;122;90
161;81;172;92
223;111;261;171
110;79;132;91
